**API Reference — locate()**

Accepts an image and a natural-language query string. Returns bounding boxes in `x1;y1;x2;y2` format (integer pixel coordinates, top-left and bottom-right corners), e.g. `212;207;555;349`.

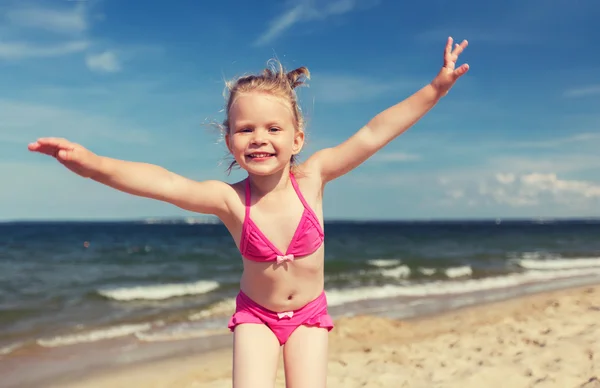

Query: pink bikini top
240;173;324;264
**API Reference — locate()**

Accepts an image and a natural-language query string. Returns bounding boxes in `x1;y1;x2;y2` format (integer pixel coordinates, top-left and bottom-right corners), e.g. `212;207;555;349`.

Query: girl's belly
239;249;325;312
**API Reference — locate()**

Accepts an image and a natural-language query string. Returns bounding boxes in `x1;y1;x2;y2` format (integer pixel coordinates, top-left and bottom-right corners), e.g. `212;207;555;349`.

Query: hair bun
286;67;310;89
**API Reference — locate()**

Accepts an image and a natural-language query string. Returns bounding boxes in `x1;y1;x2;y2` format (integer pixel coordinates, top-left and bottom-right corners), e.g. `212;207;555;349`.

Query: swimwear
239;172;324;264
229;173;332;343
228;290;334;345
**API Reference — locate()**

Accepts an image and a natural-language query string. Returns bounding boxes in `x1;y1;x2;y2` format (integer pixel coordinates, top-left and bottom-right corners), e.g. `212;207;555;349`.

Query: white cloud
254;0;379;46
0;2;135;73
86;51;121;73
0;40;88;59
0;2;90;61
564;85;600;98
447;189;464;199
6;4;88;34
519;173;600;198
444;172;600;209
254;5;305;47
495;173;515;184
308;73;415;103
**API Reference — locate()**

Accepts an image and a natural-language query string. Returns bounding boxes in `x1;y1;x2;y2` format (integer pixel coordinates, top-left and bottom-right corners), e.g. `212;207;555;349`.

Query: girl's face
226;92;304;176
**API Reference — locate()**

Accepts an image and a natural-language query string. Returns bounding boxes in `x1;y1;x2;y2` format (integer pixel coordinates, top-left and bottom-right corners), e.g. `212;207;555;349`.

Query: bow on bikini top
239;173;324;264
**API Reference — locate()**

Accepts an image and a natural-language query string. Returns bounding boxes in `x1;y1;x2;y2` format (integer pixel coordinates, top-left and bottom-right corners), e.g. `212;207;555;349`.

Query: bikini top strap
244;178;251;218
289;172;310;210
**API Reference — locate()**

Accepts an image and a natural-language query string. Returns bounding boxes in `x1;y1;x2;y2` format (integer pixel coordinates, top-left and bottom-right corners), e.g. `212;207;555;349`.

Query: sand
49;285;600;388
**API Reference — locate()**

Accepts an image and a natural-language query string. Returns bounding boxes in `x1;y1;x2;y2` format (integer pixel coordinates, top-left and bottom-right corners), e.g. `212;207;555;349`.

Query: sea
2;218;600;385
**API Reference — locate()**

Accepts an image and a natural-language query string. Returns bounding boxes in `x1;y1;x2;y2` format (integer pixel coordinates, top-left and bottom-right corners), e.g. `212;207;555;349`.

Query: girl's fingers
36;138;71;148
29;138;77;157
28;143;62;157
452;40;468;56
444;37;453;65
454;63;470;78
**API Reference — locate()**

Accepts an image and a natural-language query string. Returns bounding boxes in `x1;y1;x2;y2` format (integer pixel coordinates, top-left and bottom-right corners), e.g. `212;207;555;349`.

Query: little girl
28;37;468;388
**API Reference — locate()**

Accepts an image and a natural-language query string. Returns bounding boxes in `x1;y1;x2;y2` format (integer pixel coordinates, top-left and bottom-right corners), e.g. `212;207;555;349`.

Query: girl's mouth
247;153;275;161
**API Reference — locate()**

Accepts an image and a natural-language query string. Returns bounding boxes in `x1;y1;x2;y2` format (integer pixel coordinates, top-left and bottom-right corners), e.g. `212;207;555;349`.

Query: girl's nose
251;130;267;144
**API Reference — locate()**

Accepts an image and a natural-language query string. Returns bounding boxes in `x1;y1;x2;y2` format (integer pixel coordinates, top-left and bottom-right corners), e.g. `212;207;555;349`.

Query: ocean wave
517;257;600;270
381;265;411;278
445;266;473;278
97;280;220;301
325;267;600;306
188;298;237;320
0;342;23;356
418;267;437;275
37;323;153;347
135;327;228;342
367;259;402;267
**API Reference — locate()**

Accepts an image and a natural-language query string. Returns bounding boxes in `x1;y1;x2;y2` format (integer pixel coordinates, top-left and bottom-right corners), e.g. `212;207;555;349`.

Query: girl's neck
247;166;292;196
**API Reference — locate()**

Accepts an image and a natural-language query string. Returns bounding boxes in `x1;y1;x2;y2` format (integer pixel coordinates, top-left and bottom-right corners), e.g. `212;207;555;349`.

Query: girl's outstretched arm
28;137;232;217
308;37;469;184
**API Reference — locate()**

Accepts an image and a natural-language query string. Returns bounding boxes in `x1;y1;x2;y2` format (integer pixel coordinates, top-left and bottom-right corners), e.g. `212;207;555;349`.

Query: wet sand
38;284;600;388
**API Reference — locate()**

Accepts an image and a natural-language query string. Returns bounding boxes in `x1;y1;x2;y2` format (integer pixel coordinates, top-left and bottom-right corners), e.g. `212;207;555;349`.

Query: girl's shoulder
293;162;325;198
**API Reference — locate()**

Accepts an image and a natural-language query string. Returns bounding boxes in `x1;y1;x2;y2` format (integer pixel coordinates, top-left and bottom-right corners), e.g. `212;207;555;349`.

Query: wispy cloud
564;85;600;98
86;50;120;73
308;73;416;103
0;2;91;60
5;3;88;34
0;40;88;59
0;2;132;73
253;0;379;47
253;5;304;47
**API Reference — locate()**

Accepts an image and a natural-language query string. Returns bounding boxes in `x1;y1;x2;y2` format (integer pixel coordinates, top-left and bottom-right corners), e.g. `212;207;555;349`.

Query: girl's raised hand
28;138;100;178
431;37;469;96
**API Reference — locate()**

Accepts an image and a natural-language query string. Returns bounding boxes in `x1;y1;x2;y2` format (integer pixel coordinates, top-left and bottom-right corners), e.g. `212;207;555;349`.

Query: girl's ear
225;133;232;153
292;130;305;155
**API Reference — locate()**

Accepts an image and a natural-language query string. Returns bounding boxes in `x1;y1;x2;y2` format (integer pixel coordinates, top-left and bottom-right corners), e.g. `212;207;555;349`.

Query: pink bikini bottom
228;290;334;345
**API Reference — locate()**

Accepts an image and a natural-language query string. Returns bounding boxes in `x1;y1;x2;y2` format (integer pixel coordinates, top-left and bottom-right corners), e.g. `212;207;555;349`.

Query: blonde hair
222;60;310;174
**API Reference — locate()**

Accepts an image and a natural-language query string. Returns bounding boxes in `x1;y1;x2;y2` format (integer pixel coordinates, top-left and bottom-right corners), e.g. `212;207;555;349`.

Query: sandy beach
39;284;600;388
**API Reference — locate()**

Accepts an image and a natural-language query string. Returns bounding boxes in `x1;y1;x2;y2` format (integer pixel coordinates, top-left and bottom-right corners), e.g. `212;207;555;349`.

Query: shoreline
6;281;599;388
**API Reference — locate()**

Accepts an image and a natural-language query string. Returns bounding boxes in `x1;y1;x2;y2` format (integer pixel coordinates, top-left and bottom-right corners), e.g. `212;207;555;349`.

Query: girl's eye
269;127;280;132
239;128;252;133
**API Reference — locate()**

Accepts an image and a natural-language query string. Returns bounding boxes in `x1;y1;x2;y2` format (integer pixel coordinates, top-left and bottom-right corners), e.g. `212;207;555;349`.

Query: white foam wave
0;342;23;356
418;267;436;276
135;327;228;342
37;323;152;347
445;266;472;278
381;265;411;278
522;252;547;260
188;298;237;320
98;280;220;301
518;257;600;270
325;267;600;306
367;259;401;268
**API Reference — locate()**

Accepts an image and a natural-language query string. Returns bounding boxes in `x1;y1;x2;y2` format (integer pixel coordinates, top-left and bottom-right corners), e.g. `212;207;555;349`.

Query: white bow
276;254;295;264
277;311;294;319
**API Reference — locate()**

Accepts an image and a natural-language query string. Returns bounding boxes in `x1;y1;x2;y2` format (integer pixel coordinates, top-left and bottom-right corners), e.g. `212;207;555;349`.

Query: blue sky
1;0;599;221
